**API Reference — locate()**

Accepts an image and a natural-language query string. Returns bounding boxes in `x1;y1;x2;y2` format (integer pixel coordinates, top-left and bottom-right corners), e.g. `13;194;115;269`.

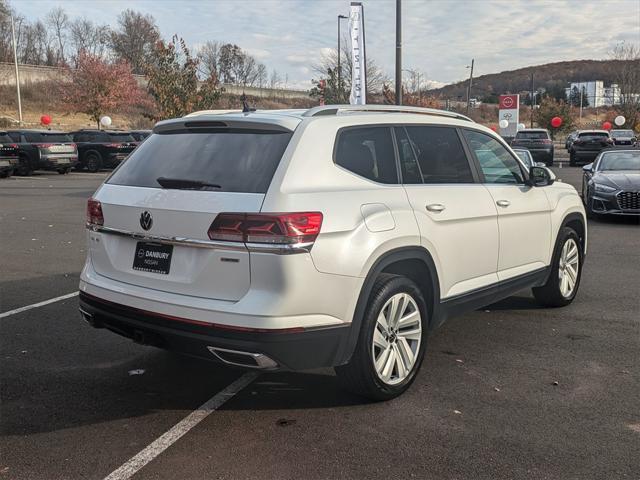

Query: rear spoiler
153;116;297;134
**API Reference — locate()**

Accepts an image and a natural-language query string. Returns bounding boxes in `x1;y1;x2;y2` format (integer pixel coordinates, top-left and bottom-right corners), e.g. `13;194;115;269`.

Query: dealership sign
349;2;366;105
499;94;519;137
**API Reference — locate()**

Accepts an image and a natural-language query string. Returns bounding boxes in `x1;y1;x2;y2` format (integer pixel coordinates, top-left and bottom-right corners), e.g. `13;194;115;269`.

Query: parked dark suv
0;131;19;178
7;129;78;175
569;130;614;166
510;128;554;166
70;130;137;172
610;129;637;147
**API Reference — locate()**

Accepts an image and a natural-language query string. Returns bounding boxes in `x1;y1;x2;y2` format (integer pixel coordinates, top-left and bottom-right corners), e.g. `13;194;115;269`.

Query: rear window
108;133;135;142
107;129;293;193
579;132;609;138
24;132;72;142
515;131;549;139
611;130;634;137
0;133;12;143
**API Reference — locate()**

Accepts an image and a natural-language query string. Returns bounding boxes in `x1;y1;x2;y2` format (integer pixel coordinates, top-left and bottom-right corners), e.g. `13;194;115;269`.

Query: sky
12;0;640;90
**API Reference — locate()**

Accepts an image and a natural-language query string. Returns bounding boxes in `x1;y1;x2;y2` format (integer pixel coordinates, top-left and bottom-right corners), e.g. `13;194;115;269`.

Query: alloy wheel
372;292;422;385
558;238;580;298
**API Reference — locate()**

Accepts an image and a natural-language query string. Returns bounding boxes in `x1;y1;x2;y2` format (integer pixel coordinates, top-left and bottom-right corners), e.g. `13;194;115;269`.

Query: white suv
79;105;587;400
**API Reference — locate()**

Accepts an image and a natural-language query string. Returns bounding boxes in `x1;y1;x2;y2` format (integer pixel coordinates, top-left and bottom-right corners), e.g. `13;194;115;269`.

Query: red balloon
550;116;562;128
602;121;612;131
490;125;498;132
40;115;51;125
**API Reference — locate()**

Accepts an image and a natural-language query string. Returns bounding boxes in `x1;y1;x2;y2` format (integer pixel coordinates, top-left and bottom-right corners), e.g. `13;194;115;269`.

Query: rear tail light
86;198;104;226
208;212;323;245
106;143;123;147
36;143;55;148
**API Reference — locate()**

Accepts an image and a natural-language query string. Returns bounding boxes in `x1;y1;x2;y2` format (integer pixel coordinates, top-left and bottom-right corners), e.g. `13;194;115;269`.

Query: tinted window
405;126;474;184
0;133;12;143
579;132;609;138
41;132;72;142
108;129;292;193
73;133;89;142
108;133;135;142
7;132;20;142
394;127;422;184
515;131;549;139
463;130;525;184
335;127;397;183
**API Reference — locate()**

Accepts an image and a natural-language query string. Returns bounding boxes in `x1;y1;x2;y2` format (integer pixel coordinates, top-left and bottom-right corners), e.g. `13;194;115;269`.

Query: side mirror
582;163;593;173
530;166;556;187
534;162;546;167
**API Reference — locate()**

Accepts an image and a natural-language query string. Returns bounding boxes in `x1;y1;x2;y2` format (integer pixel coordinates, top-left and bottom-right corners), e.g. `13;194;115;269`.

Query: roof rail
302;104;473;122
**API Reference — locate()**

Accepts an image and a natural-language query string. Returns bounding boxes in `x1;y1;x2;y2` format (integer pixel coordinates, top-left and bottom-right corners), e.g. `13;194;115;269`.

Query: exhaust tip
207;346;278;370
79;307;102;328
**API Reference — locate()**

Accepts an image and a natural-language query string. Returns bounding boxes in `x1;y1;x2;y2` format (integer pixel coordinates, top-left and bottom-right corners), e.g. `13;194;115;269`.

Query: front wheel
533;227;583;307
85;152;102;173
569;152;576;167
335;274;428;401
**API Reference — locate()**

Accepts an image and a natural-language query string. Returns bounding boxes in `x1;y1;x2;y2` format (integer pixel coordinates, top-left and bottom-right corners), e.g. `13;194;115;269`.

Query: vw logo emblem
140;211;153;231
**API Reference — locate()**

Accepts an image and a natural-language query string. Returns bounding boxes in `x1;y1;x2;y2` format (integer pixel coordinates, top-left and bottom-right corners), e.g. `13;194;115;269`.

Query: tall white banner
349;2;366;105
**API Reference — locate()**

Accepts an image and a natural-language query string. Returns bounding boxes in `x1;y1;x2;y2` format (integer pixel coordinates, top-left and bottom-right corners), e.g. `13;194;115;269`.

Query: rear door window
107;128;293;193
335;127;398;183
404;126;475;184
108;133;135;142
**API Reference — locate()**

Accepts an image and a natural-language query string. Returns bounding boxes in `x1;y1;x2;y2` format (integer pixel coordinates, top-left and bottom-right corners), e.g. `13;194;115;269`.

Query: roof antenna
241;93;255;113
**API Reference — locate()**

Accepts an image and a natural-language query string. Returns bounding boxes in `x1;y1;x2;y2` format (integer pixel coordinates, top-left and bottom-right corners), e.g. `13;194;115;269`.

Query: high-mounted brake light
86;198;104;226
208;212;323;245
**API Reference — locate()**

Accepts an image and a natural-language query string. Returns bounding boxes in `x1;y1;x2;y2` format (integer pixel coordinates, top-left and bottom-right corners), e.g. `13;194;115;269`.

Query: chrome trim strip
87;224;312;254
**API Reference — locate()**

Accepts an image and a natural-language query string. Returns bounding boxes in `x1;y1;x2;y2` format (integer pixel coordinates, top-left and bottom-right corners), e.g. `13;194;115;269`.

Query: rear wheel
16;155;33;176
86;152;102;173
335;274;428;401
569;151;576;167
533;227;583;307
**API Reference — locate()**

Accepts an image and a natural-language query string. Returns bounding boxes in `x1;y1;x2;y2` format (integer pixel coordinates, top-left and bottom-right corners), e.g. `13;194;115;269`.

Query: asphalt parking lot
1;164;638;480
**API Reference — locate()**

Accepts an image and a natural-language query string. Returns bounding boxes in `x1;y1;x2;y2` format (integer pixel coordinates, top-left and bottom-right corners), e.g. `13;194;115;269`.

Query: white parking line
103;372;259;480
0;291;79;319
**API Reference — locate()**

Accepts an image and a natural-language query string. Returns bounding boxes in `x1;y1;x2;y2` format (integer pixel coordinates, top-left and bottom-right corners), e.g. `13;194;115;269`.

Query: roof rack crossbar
302;104;473;122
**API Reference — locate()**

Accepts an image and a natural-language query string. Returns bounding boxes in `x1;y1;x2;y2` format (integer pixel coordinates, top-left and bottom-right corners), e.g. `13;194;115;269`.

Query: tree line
0;0;284;89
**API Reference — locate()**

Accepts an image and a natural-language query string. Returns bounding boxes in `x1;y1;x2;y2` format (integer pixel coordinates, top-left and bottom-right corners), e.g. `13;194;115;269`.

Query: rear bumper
79;292;351;370
571;150;601;161
40;154;79;170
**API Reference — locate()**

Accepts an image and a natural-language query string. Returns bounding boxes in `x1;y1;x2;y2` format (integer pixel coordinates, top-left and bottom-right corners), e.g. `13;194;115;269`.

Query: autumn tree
534;97;575;138
62;52;144;127
146;36;222;120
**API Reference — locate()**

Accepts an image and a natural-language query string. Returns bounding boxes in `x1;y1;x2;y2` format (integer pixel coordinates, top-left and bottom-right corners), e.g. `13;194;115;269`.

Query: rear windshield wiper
156;177;222;190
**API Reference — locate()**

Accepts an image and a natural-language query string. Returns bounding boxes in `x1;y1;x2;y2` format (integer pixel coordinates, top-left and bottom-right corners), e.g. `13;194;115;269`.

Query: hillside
427;59;635;101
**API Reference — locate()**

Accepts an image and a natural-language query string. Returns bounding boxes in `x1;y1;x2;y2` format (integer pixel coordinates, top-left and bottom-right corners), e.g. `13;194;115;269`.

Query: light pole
395;0;402;105
10;15;22;125
465;59;474;115
337;14;348;102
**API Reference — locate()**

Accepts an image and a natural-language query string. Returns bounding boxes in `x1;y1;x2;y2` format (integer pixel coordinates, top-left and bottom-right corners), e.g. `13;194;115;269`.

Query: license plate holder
132;242;173;274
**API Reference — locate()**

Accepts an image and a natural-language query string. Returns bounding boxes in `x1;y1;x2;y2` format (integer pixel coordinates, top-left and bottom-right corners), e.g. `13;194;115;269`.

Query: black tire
58;169;65;174
532;227;583;308
569;151;576;167
0;170;7;178
16;156;32;176
85;152;102;173
335;274;428;401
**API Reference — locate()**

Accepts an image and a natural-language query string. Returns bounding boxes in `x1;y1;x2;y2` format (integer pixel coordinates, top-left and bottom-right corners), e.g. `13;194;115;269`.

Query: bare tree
46;7;68;65
197;40;220;79
609;42;640;129
256;63;267;88
110;9;160;74
269;69;281;89
69;18;110;64
313;38;387;95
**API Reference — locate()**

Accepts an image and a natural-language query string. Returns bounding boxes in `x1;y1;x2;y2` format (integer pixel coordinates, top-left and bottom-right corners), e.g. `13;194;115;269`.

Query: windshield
597;151;640;171
107;128;293;193
515;131;549;140
610;130;634;137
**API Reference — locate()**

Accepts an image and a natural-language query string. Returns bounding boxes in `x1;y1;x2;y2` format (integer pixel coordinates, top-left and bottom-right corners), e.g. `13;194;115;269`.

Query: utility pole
337;14;347;102
395;0;402;105
579;82;583;120
530;72;534;128
10;15;22;125
465;59;474;115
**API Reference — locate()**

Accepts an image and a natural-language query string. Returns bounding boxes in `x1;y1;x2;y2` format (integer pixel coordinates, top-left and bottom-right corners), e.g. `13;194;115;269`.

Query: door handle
496;200;511;207
426;203;446;212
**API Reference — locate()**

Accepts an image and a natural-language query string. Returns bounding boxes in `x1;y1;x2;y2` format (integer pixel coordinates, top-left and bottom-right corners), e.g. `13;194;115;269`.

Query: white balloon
499;119;509;129
614;115;625;126
517;123;526;131
100;116;112;127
